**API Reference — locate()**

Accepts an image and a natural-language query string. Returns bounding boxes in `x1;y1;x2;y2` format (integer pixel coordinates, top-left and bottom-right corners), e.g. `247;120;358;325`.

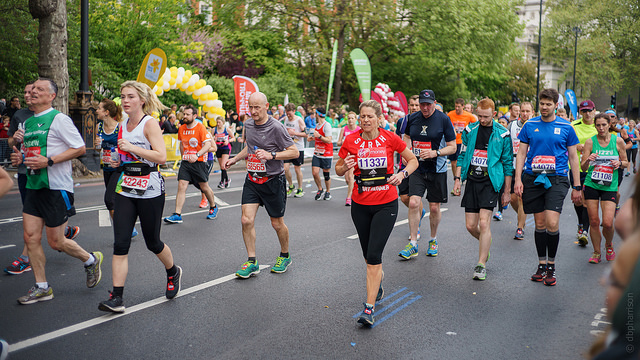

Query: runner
163;104;218;224
308;107;333;200
507;101;533;239
282;103;306;198
398;90;456;259
99;81;182;313
581;113;627;264
447;98;476;196
336;111;360;205
514;88;582;287
336;100;418;326
223;92;298;278
213;114;235;189
9;78;102;304
197;116;217;208
626;120;638;175
453;98;513;280
571;100;598;246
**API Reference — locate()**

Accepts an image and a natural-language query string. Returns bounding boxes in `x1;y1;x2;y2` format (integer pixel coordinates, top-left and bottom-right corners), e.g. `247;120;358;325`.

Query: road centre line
8;264;271;354
346;208;448;239
0;244;17;250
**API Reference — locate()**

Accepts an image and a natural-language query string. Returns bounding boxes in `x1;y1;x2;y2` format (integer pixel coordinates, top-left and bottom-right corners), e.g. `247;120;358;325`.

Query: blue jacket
458;122;514;192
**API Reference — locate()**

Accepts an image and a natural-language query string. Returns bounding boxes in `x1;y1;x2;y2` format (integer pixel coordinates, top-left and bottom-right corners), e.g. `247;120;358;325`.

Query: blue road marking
372;295;422;328
526;216;535;226
352;287;408;318
352;287;422;327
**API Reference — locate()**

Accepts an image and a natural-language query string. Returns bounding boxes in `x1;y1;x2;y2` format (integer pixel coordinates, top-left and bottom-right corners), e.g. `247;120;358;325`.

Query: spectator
3;96;21;119
296;106;306;119
305;108;317;132
161;113;179;134
0;115;9;138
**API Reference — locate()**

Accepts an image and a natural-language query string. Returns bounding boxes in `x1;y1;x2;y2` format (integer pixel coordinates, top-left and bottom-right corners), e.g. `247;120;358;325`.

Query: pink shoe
345;198;352;206
588;252;601;264
606;247;616;261
199;199;208;208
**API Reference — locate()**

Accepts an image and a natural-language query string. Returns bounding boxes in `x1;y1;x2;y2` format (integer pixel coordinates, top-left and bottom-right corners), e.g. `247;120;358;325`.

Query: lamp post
535;0;543;113
572;26;581;92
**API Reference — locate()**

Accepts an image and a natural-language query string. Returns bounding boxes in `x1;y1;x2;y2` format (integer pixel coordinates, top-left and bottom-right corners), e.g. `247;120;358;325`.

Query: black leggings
113;194;166;256
627;148;637;168
350;200;398;265
103;171;120;211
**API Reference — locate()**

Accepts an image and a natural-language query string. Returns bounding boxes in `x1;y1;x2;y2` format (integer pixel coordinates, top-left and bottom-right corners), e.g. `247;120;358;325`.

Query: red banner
395;91;408;115
232;75;259;116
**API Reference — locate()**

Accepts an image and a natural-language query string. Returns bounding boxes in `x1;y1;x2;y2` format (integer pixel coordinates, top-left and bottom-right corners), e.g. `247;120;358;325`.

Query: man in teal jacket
453;98;513;281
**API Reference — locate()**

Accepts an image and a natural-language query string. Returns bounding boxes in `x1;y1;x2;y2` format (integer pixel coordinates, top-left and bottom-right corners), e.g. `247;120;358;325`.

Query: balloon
156;78;164;86
202;85;212;94
152;85;158;92
203;105;211;112
195;79;206;89
181;83;189;91
168;78;176;86
211;92;218;100
194;89;202;97
185;90;193;95
187;85;195;92
170;66;178;75
198;99;205;106
206;100;215;108
191;74;200;84
162;83;170;91
206;112;215;119
184;70;192;79
170;83;177;90
155;88;163;96
212;100;222;108
177;67;185;77
192;93;199;100
163;71;171;81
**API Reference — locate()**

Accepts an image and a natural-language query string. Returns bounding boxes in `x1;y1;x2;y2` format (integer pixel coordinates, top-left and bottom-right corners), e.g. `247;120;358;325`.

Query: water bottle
253;146;265;164
110;146;119;165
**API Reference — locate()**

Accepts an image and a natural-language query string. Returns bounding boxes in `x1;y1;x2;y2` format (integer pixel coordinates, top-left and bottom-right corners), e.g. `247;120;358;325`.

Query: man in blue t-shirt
398;90;456;260
514;88;582;287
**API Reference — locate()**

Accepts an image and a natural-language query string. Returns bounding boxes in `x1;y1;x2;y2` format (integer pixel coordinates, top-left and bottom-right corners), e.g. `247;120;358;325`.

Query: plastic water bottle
111;146;119;164
253;146;265;164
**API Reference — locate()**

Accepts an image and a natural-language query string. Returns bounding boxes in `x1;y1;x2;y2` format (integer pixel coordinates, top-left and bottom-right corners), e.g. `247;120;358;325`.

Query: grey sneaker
85;252;103;288
473;265;486;281
357;303;375;327
323;192;331;200
17;285;54;304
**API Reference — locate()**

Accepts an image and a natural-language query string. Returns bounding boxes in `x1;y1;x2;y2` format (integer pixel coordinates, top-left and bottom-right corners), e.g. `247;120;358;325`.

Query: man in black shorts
398;90;456;259
224;92;299;278
283;103;306;198
164;104;218;224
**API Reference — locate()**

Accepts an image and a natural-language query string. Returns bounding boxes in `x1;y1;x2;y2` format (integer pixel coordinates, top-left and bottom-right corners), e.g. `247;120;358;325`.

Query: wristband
454;176;461;180
572;185;582;191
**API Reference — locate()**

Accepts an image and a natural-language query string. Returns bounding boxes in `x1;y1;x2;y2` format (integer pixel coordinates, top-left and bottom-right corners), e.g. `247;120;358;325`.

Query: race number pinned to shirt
314;141;326;156
357;147;387;180
412;141;431;159
247;154;268;184
531;155;556;174
590;155;618;186
101;148;112;165
182;149;197;161
470;149;488;177
121;174;150;195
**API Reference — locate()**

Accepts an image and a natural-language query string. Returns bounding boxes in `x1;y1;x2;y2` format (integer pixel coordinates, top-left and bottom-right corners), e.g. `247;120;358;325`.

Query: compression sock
221;169;228;182
581;207;590;233
166;265;178;277
547;230;560;261
534;228;547;261
113;286;124;298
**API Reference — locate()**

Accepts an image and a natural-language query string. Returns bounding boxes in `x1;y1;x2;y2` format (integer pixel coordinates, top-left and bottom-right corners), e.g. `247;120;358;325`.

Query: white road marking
98;210;112;227
0;244;17;250
213;195;229;206
8;265;271;353
347;208;448;239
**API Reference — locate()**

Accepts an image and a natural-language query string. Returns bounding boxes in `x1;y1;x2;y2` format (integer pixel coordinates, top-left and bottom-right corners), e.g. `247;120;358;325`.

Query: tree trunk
31;0;69;114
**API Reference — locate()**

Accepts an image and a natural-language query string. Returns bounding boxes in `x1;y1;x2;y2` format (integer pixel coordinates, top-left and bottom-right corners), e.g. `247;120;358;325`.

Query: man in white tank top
283;103;306;197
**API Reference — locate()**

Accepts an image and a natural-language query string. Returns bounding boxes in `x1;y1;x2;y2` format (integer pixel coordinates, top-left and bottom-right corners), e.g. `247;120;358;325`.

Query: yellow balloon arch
153;66;225;121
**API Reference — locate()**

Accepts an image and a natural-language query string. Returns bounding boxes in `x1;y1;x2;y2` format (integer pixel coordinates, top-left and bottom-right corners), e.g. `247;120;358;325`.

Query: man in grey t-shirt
224;92;298;278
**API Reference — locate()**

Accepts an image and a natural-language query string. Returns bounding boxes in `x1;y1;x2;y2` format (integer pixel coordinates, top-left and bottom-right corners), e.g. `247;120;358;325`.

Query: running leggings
350;200;398;265
103;171;120;211
627;148;637;168
113;194;166;256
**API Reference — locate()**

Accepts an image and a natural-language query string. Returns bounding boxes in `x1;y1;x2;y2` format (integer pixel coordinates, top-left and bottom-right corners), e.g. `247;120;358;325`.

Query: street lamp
572;26;581;91
535;0;543;113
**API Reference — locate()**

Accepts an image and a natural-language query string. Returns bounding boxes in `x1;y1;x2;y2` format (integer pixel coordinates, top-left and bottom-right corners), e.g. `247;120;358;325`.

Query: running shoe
294;188;304;198
236;261;260;278
315;190;324;200
473;264;486;281
576;225;584;239
577;230;589;247
493;211;503;221
357;303;375;327
4;257;31;275
271;255;292;273
217;181;225;189
531;264;546;282
398;242;418;260
626;172;631;177
345;198;352;206
65;225;80;240
166;266;182;299
286;185;295;197
588;252;601;264
131;228;138;238
606;247;616;261
17;285;54;304
543;265;557;286
85;251;103;288
324;192;332;200
206;206;218;220
426;239;438;256
199;198;209;208
514;228;524;240
164;213;183;224
407;228;421;241
98;291;125;313
225;179;231;188
376;270;384;302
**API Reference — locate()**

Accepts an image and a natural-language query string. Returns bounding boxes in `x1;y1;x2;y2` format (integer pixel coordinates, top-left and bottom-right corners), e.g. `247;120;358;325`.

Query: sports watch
271;151;277;160
47;157;54;167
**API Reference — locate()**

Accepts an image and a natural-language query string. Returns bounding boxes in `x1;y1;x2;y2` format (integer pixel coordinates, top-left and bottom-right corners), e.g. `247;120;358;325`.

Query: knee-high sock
535;228;547;261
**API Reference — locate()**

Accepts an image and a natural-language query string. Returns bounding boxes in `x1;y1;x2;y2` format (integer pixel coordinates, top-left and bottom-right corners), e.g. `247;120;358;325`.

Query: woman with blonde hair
98;81;182;313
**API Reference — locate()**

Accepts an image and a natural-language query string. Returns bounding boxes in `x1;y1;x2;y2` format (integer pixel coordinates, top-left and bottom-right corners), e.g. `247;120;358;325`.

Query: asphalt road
0;163;632;359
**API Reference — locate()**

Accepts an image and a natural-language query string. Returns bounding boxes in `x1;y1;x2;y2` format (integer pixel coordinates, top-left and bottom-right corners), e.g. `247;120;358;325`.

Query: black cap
419;90;435;104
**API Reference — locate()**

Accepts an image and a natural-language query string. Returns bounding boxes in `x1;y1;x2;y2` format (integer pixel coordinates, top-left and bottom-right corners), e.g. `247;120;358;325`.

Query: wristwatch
47;157;54;167
401;170;409;179
572;185;582;191
271;151;277;160
436;150;441;156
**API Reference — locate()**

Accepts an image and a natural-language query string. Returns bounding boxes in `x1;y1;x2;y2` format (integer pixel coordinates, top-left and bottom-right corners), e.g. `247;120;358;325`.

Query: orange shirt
178;122;212;162
447;110;476;144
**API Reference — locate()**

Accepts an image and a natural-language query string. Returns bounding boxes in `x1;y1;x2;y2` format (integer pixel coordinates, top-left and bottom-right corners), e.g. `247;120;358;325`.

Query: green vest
23;110;58;190
585;134;618;191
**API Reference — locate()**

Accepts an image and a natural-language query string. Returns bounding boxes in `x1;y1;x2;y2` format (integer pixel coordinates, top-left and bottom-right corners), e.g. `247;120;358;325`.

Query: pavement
0;160;633;359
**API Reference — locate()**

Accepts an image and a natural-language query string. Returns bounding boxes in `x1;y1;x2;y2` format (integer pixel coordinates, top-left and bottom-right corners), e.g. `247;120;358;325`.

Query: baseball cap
578;100;595;111
419;90;436;104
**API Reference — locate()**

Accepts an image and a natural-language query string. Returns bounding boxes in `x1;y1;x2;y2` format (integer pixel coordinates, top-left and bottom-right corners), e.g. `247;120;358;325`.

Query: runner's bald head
249;92;268;107
248;92;269;123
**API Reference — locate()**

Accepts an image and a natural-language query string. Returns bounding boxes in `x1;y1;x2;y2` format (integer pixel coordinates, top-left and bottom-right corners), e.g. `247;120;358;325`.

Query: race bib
216;134;228;144
531;155;556;173
470;149;488;176
591;164;613;186
357;147;387;180
412;141;431;158
25;146;41;158
314;141;325;156
121;174;150;195
101;148;112;166
182;149;197;161
247;154;268;184
512;139;520;155
454;121;465;134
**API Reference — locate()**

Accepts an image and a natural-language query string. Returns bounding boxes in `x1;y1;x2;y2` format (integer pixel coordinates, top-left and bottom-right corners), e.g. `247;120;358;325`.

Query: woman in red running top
336;100;418;327
337;111;361;206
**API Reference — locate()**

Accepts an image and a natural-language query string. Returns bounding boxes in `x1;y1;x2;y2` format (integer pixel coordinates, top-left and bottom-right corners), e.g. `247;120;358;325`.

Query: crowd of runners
2;79;638;337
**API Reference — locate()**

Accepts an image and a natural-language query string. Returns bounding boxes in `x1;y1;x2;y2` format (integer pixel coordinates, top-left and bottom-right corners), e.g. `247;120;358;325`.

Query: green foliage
255;73;303;108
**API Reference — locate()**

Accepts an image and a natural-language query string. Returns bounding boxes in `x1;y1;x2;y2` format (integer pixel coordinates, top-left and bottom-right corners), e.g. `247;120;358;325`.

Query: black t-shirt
161;120;178;134
468;124;492;181
405;110;456;173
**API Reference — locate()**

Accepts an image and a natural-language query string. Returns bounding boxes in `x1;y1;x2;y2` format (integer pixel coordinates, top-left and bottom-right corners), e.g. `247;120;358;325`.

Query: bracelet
454;176;461;180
